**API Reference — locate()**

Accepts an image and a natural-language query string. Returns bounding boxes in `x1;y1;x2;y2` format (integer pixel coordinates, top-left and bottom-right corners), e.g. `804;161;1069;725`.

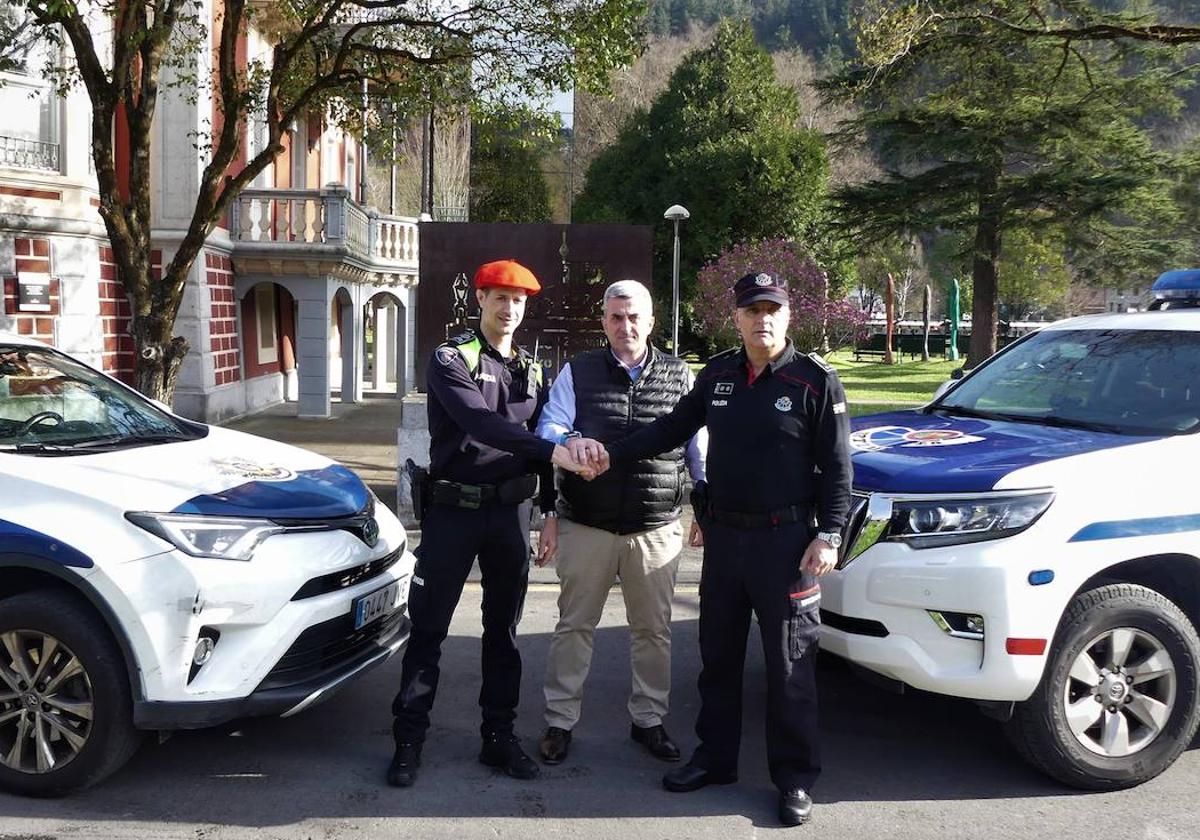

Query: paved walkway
224;396;704;585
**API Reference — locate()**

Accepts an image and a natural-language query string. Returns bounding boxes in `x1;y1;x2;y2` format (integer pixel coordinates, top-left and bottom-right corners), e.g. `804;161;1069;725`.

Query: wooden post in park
922;285;931;362
884;272;896;365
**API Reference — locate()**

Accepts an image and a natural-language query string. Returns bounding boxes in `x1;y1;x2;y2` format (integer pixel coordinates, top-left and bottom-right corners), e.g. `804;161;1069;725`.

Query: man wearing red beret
388;260;592;787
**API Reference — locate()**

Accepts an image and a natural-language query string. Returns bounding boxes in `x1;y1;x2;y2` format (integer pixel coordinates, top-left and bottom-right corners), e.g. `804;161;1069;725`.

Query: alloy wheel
0;629;94;774
1063;626;1177;758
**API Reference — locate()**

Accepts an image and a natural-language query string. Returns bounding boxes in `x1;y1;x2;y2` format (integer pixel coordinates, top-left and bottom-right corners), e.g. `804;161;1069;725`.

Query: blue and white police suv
826;269;1200;790
0;335;414;795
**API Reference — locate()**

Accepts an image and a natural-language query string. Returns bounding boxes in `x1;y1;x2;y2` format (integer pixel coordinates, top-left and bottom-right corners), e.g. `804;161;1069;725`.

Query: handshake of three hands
550;437;611;481
536;437;703;567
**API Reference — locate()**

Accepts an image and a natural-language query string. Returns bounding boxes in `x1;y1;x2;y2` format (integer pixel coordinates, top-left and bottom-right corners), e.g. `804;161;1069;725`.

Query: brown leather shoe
539;726;572;764
630;723;681;762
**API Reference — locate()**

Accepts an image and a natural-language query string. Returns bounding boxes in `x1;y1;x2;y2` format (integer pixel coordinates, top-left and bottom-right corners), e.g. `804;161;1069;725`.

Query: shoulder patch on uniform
434;345;459;367
807;352;835;373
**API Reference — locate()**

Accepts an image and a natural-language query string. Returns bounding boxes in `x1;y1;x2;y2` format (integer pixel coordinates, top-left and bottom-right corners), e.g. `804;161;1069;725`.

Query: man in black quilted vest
534;279;707;766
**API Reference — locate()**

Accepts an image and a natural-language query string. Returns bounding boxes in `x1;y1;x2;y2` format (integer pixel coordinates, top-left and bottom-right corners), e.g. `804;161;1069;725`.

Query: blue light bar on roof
1152;269;1200;299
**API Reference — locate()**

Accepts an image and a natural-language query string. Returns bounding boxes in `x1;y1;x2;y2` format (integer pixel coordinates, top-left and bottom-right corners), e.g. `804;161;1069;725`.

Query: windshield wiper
1034;415;1128;434
931;405;1013;421
69;432;193;450
2;441;79;455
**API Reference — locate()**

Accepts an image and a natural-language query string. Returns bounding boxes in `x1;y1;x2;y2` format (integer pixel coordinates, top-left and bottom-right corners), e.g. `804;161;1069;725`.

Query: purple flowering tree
695;239;867;353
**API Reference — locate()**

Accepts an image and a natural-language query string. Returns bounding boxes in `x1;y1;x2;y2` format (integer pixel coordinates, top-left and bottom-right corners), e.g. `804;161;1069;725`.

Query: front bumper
133;611;410;729
821;533;1064;702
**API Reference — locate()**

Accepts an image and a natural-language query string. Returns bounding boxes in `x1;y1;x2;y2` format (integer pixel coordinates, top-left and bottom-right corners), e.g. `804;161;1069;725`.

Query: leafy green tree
470;108;556;223
823;1;1191;365
0;0;643;399
574;19;827;349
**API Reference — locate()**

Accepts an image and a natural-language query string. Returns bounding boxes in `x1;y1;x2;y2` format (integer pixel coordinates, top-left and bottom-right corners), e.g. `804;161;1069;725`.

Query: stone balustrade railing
230;185;419;269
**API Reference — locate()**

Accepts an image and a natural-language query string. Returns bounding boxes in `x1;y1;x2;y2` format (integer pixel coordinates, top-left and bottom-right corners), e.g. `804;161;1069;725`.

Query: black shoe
386;742;422;787
539;726;572;765
778;789;813;826
662;763;737;792
480;732;540;779
631;723;681;762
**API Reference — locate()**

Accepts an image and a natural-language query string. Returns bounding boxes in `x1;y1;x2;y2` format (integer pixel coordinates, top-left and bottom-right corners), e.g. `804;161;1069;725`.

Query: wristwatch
559;431;581;444
542;510;558;518
816;530;843;548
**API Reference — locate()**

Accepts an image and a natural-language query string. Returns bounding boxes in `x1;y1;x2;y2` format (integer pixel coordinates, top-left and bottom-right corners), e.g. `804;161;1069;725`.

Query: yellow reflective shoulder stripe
455;337;482;375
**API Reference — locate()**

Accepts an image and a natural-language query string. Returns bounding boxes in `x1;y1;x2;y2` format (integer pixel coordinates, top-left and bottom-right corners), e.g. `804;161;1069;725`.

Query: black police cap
733;272;789;307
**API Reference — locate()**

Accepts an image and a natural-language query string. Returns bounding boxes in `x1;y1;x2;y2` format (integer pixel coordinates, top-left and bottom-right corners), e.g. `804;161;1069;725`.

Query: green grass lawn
687;347;961;417
826;349;961;416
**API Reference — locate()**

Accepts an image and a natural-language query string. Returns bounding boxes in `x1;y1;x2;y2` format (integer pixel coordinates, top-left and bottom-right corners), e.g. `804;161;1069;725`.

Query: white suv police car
0;335;414;795
827;269;1200;790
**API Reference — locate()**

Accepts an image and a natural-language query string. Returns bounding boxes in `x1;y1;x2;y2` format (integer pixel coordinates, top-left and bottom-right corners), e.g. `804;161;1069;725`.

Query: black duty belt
707;503;812;530
431;474;538;509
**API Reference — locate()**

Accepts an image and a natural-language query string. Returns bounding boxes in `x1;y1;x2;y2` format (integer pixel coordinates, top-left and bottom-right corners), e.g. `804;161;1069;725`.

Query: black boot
479;731;540;779
778;788;813;826
387;742;422;788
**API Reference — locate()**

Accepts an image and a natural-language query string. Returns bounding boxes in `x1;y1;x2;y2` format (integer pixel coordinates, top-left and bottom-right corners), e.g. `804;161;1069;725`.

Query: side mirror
950;367;965;380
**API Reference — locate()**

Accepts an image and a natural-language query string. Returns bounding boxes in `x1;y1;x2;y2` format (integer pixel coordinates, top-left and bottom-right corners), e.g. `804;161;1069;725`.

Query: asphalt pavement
1;587;1198;839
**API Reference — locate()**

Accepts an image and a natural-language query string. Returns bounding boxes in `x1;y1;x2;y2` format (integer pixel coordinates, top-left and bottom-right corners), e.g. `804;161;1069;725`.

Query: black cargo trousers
391;498;533;744
690;517;822;792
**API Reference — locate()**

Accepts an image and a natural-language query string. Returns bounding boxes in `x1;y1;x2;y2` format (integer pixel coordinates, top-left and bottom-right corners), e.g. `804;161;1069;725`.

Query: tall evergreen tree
823;3;1191;364
574;19;826;348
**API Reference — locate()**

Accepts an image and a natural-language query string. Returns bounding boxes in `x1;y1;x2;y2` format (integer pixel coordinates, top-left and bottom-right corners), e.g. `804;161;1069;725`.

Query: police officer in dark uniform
388;259;592;787
598;271;852;827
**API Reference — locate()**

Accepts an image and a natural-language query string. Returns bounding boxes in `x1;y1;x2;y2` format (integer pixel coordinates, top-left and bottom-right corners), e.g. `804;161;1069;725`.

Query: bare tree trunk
884;272;895;365
922;284;931;362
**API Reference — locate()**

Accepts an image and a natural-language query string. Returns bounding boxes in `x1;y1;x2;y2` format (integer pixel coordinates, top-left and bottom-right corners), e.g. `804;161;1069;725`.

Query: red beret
474;260;541;294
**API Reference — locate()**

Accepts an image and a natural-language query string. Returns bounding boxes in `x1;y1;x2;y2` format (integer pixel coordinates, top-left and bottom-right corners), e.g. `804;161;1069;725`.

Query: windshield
0;344;204;453
935;328;1200;436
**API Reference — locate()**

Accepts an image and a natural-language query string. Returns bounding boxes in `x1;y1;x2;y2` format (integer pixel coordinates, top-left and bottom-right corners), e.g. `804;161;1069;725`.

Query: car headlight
125;512;285;560
887;491;1054;548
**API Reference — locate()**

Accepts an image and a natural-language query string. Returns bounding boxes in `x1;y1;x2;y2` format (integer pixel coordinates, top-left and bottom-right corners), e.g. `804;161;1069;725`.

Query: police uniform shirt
605;341;852;531
426;330;556;512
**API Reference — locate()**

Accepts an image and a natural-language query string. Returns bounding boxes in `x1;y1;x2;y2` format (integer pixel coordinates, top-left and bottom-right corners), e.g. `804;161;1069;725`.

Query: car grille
820;608;890;638
257;608;407;692
291;548;403;601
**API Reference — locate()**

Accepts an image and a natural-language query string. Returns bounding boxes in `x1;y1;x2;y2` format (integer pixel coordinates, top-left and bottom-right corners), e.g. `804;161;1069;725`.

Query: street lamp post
663;204;690;355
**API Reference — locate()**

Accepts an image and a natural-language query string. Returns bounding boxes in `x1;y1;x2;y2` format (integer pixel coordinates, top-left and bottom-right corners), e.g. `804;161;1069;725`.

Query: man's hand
801;537;838;576
535;515;558;567
566;436;605;466
688;519;704;547
552;444;596;479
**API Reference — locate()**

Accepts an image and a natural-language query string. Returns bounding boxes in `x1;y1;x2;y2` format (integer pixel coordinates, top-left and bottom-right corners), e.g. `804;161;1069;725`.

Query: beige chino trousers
543;517;683;730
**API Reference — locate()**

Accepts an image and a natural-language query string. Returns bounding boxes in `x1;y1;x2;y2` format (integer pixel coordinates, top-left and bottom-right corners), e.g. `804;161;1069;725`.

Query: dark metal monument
416;222;654;389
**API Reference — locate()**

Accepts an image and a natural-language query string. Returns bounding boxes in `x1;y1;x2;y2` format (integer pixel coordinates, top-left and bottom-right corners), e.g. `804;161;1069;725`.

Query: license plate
353;580;401;630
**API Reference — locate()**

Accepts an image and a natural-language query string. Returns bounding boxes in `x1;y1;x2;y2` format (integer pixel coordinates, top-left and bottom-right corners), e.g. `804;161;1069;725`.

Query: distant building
1;8;420;421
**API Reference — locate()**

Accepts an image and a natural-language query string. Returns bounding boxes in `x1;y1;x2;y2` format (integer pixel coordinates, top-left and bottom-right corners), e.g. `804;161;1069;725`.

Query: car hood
1;425;369;519
849;410;1154;494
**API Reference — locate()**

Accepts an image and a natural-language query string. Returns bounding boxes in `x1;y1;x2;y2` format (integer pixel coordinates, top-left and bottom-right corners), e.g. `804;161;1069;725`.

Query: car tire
0;589;143;796
1005;582;1200;790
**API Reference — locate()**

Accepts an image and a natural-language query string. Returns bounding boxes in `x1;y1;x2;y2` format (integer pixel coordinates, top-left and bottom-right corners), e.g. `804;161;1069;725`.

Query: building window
256;285;278;365
0;6;61;173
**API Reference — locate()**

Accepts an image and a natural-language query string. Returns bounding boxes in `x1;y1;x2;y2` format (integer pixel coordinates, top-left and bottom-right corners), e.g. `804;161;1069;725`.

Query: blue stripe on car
172;464;369;519
0;518;93;567
1069;513;1200;543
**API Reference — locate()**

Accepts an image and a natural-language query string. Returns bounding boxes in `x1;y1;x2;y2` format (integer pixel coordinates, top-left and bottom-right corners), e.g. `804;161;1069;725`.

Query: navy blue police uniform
391;328;555;750
606;337;852;796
